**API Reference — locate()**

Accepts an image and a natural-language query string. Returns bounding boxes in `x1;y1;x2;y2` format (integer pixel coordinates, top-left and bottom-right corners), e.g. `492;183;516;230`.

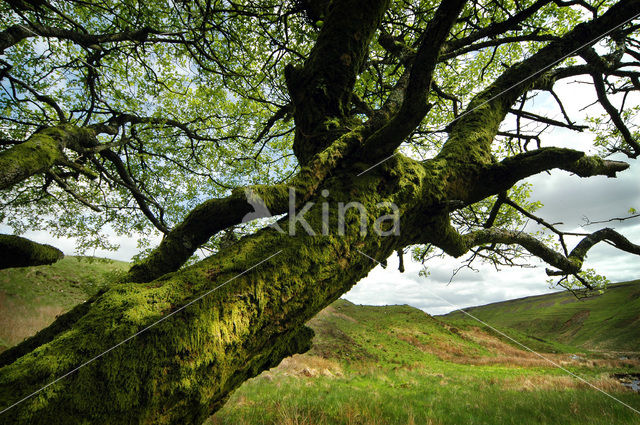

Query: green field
208;299;640;425
1;260;639;424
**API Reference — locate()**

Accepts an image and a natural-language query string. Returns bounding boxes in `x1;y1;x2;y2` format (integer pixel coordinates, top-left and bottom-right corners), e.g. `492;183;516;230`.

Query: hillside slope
209;299;640;425
0;256;128;350
441;281;640;352
305;299;573;366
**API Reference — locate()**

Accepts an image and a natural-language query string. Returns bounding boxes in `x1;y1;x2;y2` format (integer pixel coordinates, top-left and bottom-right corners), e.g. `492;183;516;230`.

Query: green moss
0;125;97;190
0;133;64;190
0;149;436;424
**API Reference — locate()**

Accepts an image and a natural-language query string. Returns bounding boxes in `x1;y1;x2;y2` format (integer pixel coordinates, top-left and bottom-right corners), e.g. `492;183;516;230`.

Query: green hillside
441;281;640;352
1;260;639;424
0;256;128;350
209;299;640;425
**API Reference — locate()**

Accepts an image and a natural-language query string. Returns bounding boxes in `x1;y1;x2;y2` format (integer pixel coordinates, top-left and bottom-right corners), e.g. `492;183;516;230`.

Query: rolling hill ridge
441;281;640;352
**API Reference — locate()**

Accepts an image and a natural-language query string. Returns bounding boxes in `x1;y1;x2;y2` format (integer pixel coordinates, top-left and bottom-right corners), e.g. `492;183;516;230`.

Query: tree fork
126;125;369;283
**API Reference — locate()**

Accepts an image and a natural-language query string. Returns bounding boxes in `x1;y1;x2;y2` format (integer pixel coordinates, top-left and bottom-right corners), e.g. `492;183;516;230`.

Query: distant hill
441;280;640;352
0;256;128;350
303;298;575;368
210;298;640;425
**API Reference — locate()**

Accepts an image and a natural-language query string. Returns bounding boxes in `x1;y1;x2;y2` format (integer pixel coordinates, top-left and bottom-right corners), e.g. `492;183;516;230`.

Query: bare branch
0;22;173;54
360;0;467;160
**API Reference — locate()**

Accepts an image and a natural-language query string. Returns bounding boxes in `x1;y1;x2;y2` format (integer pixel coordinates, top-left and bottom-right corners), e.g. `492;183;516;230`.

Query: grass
0;256;128;349
209;372;640;425
208;299;640;424
1;260;639;424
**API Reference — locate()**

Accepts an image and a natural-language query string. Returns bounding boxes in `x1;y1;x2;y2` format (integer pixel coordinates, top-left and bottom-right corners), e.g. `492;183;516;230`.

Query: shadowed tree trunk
2;0;640;424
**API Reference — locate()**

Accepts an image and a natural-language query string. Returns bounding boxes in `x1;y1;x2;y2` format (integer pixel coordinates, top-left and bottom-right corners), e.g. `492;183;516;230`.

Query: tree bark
0;155;427;424
0;125;96;190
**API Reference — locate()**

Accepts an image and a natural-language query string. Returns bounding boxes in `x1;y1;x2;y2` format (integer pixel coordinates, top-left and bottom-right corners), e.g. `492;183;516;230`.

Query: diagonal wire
0;250;283;416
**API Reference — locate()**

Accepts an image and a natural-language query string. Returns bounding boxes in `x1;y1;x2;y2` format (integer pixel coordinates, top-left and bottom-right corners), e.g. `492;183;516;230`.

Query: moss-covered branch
465;227;640;277
567;227;640;269
0;125;96;191
470;147;629;200
429;224;640;279
126;126;368;283
0;155;430;424
0;234;63;269
125;184;290;283
286;0;390;163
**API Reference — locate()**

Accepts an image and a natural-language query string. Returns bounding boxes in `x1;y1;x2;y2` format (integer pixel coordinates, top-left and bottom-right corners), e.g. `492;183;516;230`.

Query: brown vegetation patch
396;333;430;351
311;305;357;323
562;310;590;330
417;327;585;368
0;291;65;347
261;354;343;379
559;297;579;305
500;374;629;393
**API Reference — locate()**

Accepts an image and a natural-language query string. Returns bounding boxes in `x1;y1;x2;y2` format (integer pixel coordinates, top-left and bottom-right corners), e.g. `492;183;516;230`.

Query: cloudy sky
3;77;639;316
347;78;640;314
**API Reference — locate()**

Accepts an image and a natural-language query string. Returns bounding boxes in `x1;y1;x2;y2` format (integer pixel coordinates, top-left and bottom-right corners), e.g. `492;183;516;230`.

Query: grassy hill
441;281;640;353
0;256;128;350
1;260;639;424
209;299;640;425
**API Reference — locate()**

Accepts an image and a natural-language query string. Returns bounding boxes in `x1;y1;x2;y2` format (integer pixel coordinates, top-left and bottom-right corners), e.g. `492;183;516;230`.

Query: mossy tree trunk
1;1;640;424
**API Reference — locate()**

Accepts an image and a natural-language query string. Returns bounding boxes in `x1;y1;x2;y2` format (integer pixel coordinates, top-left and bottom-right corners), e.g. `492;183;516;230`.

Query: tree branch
438;0;640;164
0;234;63;269
360;0;467;160
93;150;169;234
444;0;553;53
473;147;629;202
446;226;640;280
126;125;367;282
0;22;163;54
286;0;390;163
508;108;588;131
0;125;96;190
590;71;640;157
